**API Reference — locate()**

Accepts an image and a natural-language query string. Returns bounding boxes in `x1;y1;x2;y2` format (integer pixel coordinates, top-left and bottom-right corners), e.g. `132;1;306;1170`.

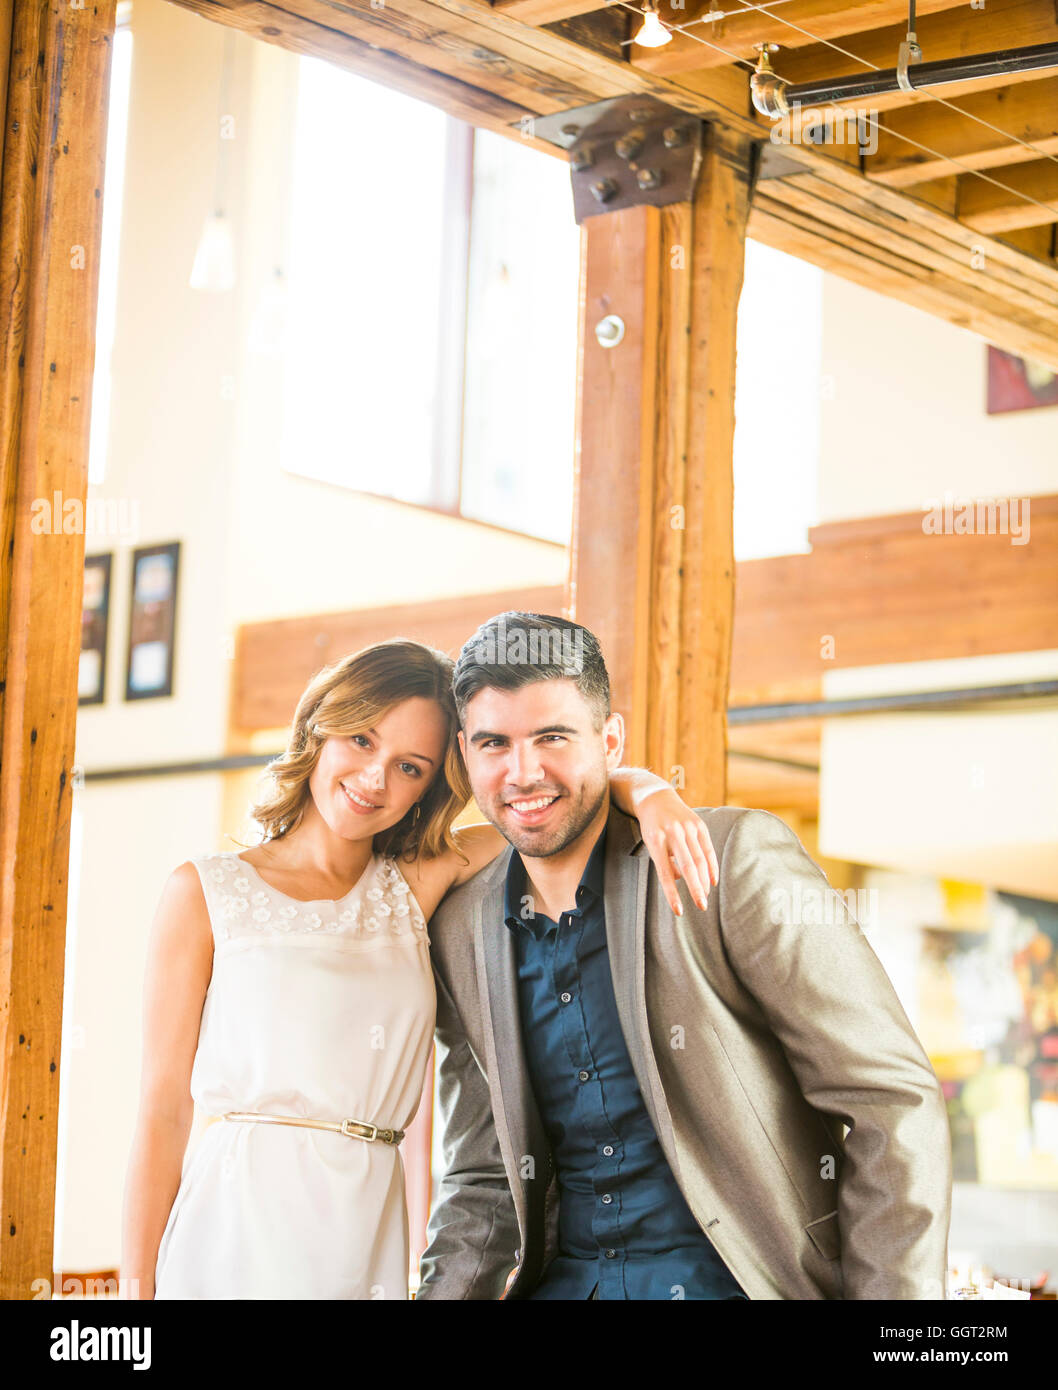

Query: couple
122;611;952;1300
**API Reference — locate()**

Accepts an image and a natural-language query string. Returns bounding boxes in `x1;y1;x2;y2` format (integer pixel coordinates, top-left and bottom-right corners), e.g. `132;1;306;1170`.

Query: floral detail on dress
197;851;428;944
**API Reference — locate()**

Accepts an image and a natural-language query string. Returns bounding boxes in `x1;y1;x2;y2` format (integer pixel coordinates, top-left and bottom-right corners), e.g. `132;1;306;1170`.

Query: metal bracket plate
525;94;705;224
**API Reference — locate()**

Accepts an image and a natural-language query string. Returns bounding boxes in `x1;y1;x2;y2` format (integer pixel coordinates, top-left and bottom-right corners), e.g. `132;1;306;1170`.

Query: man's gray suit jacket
416;802;952;1300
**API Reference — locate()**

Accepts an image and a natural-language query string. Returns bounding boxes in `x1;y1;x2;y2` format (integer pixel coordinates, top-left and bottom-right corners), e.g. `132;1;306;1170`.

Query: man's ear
605;711;625;767
457;729;466;760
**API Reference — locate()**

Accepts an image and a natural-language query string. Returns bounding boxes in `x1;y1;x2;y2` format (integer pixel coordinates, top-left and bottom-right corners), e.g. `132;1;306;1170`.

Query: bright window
282;58;579;545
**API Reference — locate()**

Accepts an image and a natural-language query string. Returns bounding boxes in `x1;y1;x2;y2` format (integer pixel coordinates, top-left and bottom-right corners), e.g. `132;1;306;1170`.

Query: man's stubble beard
476;765;609;859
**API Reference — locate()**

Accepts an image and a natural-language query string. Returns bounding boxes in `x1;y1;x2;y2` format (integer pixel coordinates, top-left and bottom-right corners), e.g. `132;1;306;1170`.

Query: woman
121;639;717;1300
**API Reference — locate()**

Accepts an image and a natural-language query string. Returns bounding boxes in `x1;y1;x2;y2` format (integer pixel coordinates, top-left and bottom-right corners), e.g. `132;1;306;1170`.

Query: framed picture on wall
78;553;112;706
125;541;180;701
987;346;1058;414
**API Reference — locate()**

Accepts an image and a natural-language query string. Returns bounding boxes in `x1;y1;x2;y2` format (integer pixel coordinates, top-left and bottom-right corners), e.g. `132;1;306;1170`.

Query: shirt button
602;1145;614;1157
604;1249;617;1259
601;1193;613;1204
578;1070;590;1082
560;992;572;1004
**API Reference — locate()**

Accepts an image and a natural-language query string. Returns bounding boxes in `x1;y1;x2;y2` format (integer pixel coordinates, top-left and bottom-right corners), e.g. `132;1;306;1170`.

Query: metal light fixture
634;1;672;49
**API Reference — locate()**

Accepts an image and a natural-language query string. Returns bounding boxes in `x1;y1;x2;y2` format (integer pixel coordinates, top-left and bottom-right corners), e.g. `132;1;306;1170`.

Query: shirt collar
503;822;608;935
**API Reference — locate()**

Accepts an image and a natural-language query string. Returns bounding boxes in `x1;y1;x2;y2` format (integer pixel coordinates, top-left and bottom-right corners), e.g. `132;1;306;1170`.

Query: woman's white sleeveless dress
153;849;435;1300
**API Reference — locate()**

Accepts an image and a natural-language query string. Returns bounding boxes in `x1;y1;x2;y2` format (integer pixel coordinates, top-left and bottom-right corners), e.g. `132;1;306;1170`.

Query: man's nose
506;743;544;787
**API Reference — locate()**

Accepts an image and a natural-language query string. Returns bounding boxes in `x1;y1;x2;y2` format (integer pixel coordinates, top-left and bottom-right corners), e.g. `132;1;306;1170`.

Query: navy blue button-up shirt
504;822;748;1301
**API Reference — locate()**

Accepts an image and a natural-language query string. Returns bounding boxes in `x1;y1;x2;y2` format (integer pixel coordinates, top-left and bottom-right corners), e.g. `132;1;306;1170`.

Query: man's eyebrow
365;727;436;766
468;724;580;745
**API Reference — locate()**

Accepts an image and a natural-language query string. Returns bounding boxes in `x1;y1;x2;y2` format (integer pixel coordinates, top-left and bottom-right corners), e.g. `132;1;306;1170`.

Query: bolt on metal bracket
522;94;705;224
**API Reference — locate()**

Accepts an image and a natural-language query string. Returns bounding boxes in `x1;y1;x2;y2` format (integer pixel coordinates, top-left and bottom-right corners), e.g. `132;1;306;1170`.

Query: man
416;611;951;1301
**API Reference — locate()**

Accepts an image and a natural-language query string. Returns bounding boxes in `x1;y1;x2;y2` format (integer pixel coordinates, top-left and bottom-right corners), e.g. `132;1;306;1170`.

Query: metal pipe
789;40;1058;106
753;41;1058;116
728;678;1058;724
81;752;278;782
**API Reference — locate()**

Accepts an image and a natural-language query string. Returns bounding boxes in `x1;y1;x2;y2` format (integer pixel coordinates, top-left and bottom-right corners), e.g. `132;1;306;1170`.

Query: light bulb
634;5;671;47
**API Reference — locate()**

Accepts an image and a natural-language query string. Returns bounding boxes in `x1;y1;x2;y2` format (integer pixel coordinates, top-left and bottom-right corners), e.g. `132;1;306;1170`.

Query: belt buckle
341;1119;377;1141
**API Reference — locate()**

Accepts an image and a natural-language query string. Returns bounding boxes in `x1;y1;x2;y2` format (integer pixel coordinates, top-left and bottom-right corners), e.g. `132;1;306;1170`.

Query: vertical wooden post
568;126;756;807
0;0;116;1298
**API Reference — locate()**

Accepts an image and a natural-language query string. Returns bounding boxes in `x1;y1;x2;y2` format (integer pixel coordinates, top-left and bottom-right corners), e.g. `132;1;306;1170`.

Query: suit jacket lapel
603;803;680;1161
472;851;539;1242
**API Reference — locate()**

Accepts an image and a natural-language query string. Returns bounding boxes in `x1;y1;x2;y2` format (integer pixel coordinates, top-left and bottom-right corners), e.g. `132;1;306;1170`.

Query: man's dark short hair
451;612;611;732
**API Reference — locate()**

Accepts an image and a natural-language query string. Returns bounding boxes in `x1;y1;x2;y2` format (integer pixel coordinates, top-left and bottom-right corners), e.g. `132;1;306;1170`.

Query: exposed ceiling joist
959;157;1058;229
866;75;1058;185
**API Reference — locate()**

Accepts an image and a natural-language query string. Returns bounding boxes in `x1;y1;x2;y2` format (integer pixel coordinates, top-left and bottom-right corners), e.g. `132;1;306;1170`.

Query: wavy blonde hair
250;639;471;864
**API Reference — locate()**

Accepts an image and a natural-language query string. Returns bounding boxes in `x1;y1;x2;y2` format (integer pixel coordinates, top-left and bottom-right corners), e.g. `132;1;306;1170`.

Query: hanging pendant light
634;1;672;48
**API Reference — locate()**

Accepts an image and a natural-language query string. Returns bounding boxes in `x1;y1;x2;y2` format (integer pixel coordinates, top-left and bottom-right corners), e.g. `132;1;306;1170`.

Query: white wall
818;274;1058;523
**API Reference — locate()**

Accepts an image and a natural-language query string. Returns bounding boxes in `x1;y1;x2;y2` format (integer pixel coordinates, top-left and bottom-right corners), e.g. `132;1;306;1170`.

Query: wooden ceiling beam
731;0;1058;112
866;76;1058;186
165;0;757;143
958;157;1058;230
631;0;969;79
491;0;607;24
758;169;1058;329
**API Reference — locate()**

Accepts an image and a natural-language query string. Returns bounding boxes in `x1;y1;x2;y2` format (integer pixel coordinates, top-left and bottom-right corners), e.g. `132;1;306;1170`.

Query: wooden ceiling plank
867;75;1058;186
763;136;1058;292
760;178;1058;329
748;200;1058;366
492;0;607;24
314;0;631;105
778;169;1058;323
163;0;563;145
958;157;1058;230
420;0;759;124
632;0;970;78
224;0;612;111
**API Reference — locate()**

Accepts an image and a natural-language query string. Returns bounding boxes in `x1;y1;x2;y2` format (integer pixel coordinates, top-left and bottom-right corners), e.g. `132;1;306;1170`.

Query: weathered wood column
0;0;116;1297
567;116;757;807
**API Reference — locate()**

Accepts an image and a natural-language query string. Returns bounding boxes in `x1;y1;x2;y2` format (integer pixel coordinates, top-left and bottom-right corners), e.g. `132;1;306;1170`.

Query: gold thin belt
210;1111;404;1145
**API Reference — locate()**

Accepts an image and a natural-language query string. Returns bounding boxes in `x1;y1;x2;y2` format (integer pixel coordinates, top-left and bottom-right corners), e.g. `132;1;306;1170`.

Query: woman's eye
351;734;370;747
400;763;421;778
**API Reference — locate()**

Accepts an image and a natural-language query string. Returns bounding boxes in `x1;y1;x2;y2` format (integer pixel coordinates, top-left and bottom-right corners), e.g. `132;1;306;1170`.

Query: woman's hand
635;785;719;916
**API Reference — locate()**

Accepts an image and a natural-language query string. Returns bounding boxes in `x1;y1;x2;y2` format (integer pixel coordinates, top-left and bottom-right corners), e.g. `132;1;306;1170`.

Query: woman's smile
339;781;383;813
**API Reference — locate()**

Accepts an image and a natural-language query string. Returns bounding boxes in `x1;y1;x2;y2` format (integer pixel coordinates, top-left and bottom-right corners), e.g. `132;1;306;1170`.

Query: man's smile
504;793;562;825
